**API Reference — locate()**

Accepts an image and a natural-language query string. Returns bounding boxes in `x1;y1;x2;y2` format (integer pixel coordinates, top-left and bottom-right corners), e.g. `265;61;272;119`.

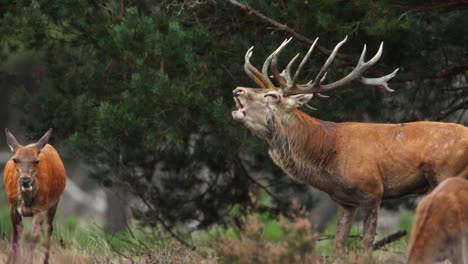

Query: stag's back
407;177;468;264
4;144;66;208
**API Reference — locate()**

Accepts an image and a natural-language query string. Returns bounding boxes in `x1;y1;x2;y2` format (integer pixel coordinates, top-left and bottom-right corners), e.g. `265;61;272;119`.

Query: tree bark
104;187;129;234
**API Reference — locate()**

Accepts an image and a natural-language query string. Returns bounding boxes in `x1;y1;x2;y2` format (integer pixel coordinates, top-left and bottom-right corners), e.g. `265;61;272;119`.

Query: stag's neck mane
266;109;338;182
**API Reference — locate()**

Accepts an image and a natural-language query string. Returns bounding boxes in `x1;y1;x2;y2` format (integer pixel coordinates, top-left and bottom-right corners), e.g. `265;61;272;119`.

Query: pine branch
436;100;468;121
237;159;284;206
436;63;468;78
223;0;353;61
224;0;468;84
392;63;468;83
384;1;468;12
141;199;196;250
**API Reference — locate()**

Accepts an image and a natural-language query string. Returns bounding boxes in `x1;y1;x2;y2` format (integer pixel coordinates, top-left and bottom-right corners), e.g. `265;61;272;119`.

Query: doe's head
5;128;52;192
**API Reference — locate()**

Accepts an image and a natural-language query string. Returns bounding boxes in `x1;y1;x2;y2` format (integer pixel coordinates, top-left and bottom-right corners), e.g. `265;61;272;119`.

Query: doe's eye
12;158;18;164
34;159;40;165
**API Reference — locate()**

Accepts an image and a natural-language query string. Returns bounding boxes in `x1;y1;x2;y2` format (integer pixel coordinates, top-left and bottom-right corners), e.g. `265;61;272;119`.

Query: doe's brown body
407;177;468;264
3;129;66;264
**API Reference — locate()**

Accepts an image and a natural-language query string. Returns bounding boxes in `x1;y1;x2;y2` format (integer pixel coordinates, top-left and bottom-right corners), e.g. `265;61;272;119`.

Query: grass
0;204;221;263
191;209;415;264
313;209;415;262
0;204;157;263
0;200;416;264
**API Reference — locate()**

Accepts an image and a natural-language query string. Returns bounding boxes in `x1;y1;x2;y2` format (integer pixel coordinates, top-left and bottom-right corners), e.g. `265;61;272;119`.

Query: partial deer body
3;129;67;264
231;37;468;254
407;177;468;264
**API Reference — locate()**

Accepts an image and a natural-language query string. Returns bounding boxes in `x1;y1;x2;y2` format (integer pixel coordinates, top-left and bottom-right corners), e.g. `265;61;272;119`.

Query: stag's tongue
232;97;246;119
235;97;244;110
234;97;246;114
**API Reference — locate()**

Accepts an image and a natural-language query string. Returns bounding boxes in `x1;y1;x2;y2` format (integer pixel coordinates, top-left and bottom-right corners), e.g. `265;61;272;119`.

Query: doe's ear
35;128;53;152
288;94;313;108
5;128;21;153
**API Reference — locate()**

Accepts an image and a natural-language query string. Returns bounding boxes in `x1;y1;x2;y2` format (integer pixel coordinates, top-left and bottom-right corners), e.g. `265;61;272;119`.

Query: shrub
217;213;319;263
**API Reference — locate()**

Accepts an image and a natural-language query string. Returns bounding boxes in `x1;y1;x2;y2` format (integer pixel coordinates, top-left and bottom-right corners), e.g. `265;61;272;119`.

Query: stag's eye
34;159;40;165
12;158;17;164
264;93;279;100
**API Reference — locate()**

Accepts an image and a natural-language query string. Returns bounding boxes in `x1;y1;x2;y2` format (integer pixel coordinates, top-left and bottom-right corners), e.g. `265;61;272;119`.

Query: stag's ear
35;128;53;152
5;128;21;153
287;94;313;108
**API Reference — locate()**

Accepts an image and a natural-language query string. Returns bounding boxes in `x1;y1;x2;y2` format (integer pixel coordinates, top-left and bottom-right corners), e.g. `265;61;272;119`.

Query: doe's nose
20;176;30;185
233;88;245;97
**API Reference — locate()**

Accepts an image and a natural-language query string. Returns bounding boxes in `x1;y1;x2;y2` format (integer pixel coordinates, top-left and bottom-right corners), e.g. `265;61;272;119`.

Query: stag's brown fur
268;107;468;251
232;87;468;253
233;38;468;254
407;177;468;264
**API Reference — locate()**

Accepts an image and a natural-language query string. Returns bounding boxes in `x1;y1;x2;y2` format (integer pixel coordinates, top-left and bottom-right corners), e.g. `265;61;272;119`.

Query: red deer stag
231;36;468;254
407;177;468;264
4;128;67;264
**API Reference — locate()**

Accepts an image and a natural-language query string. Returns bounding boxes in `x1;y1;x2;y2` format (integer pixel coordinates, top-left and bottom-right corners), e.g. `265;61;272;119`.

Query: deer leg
335;205;357;254
43;203;58;264
26;212;45;264
449;245;463;264
9;205;23;262
361;199;381;254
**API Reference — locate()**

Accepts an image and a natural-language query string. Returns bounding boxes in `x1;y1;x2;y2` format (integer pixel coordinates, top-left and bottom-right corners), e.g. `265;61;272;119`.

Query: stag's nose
20;176;31;187
233;88;245;97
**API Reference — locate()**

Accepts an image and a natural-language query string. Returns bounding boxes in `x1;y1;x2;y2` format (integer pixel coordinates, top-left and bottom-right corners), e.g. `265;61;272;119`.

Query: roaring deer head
232;36;399;138
5;128;52;193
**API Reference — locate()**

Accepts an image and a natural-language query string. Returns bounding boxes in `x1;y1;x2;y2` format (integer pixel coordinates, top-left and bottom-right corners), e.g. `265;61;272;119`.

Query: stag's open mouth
235;97;246;112
232;96;246;120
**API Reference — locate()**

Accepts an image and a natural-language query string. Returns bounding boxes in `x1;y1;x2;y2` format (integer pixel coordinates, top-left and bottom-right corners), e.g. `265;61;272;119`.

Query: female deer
4;128;67;264
407;177;468;264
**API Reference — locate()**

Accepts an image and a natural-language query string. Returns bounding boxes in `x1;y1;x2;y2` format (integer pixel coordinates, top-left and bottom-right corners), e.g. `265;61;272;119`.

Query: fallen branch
373;230;407;251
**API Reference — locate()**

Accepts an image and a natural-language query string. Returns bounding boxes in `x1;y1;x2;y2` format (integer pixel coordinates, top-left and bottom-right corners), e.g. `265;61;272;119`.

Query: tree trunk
104;187;129;234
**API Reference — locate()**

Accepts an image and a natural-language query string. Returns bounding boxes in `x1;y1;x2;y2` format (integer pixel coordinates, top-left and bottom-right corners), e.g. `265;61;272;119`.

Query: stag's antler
244;47;273;89
243;36;399;96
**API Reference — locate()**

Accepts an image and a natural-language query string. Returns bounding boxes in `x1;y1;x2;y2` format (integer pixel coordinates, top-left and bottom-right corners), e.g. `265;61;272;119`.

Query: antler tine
284;53;300;84
313;41;397;92
316;93;330;98
361;68;399;92
271;38;293;90
291;37;319;88
244;46;272;89
309;35;348;90
244;47;267;89
286;40;398;95
261;53;276;89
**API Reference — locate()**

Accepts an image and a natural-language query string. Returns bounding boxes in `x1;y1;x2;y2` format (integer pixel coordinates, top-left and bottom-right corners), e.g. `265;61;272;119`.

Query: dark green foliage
1;0;467;238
